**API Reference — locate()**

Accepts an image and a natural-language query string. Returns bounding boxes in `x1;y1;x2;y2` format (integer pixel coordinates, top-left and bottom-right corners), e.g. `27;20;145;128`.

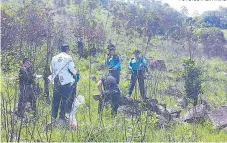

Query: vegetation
1;0;227;142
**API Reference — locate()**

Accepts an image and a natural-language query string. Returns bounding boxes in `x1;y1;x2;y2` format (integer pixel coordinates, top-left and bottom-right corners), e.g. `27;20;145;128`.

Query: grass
1;50;227;142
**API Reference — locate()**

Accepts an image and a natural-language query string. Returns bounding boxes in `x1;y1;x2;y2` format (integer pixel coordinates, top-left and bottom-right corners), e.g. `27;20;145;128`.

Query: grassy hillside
1;0;227;142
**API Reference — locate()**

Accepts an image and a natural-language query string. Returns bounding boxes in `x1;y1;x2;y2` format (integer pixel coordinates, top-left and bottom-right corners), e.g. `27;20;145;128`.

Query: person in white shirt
50;44;78;122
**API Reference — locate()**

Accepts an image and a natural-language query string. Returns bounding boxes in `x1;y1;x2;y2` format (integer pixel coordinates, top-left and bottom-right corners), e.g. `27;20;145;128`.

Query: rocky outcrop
209;106;227;129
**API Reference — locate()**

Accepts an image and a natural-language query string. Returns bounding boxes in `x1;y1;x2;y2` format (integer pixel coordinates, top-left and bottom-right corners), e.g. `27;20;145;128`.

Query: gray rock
149;59;166;71
209;106;227;129
184;104;208;123
177;97;188;108
156;104;171;121
118;105;138;116
156;115;169;128
167;86;182;97
145;98;158;112
120;96;135;106
167;108;181;118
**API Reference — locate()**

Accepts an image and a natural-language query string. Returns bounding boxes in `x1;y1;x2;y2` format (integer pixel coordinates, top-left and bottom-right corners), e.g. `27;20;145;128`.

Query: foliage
183;58;202;99
1;0;227;142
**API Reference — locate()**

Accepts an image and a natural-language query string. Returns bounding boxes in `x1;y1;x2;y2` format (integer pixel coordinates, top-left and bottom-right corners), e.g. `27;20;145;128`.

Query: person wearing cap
49;44;79;123
105;44;121;84
126;50;148;100
16;58;37;118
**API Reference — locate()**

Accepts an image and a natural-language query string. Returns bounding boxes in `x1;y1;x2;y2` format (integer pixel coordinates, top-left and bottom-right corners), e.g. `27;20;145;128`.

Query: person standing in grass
126;50;148;100
105;45;121;84
77;38;84;59
49;44;78;124
16;58;37;118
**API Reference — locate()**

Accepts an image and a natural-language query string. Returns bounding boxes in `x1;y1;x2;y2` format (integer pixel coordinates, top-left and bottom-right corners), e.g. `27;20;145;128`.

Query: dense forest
1;0;227;142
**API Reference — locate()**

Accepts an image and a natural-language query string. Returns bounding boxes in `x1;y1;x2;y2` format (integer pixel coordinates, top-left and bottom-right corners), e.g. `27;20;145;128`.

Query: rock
184;104;208;123
149;59;166;71
156;115;169;128
118;105;138;116
166;86;182;97
208;106;227;129
119;96;135;106
145;98;158;112
156;104;171;121
167;108;181;118
177;97;188;108
200;99;215;111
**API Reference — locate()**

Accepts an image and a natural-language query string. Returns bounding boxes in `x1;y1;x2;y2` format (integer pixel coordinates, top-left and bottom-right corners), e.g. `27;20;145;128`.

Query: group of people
16;42;148;125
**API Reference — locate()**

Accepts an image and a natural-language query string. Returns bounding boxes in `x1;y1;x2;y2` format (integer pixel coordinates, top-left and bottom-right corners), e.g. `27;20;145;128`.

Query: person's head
22;58;33;67
80;38;83;41
109;45;116;55
134;50;141;59
61;44;70;54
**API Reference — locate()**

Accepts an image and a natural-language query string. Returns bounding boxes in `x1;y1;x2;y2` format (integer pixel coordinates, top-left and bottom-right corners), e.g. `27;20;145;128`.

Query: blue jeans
128;71;146;99
51;83;72;120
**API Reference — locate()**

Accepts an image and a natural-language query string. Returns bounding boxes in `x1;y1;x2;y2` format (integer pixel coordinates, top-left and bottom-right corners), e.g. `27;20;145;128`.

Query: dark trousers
98;90;120;116
109;70;120;84
17;85;37;117
51;83;72;120
128;72;146;99
67;84;77;113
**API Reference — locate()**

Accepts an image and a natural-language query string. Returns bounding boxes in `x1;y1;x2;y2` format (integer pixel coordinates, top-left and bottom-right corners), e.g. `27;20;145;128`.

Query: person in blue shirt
105;45;121;84
127;50;147;100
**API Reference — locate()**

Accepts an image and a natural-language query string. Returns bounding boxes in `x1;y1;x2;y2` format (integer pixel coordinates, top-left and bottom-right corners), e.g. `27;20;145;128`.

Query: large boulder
208;106;227;129
184;104;208;123
149;59;166;71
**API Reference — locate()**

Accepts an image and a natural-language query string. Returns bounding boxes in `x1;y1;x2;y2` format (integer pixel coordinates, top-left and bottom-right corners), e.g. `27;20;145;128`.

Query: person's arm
68;57;77;76
139;57;147;67
50;59;53;74
142;58;147;66
97;80;103;94
105;55;111;67
113;56;120;70
128;59;132;71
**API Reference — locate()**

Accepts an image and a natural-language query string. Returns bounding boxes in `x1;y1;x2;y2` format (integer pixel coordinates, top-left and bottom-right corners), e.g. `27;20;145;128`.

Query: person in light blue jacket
105;45;121;84
127;50;147;100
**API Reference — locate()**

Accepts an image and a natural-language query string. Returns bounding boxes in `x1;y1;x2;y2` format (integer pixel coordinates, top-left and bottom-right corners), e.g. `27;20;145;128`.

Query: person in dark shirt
16;58;37;118
97;75;121;116
77;38;84;58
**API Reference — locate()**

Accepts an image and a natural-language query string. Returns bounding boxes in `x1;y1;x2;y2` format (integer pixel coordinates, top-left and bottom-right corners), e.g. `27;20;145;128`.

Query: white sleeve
50;59;53;73
68;57;77;76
